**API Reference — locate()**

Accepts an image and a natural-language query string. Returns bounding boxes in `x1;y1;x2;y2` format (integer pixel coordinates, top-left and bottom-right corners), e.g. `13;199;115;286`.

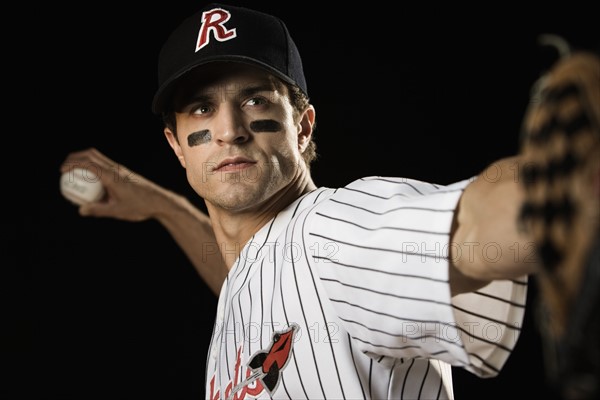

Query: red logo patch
210;324;299;400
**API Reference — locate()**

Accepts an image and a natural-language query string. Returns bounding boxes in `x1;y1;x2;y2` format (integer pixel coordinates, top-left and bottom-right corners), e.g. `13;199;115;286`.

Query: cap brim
151;55;299;114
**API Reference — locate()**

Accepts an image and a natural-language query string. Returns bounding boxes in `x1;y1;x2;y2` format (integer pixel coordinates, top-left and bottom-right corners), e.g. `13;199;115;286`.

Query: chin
209;183;271;211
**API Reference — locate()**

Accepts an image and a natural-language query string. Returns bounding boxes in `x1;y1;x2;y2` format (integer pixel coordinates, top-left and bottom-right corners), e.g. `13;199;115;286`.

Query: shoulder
305;176;471;228
313;176;472;211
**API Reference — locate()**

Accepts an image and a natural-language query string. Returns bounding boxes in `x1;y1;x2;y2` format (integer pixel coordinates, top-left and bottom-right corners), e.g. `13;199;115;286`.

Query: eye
191;104;212;115
245;97;267;107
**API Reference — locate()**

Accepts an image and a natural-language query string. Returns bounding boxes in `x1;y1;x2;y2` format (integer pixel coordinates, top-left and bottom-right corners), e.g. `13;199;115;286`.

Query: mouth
214;156;257;172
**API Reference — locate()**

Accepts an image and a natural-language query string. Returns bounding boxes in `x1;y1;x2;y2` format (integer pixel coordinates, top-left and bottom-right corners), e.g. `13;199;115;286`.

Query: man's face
165;63;312;213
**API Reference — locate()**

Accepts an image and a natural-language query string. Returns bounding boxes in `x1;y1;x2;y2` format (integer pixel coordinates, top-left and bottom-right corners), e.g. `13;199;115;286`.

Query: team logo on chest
226;324;299;400
196;8;237;51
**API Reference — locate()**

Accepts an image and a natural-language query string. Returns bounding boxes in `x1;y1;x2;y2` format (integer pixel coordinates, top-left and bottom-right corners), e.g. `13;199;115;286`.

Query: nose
212;103;250;146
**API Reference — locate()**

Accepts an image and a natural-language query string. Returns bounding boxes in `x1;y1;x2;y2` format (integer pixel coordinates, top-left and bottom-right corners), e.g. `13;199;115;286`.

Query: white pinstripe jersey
205;176;528;400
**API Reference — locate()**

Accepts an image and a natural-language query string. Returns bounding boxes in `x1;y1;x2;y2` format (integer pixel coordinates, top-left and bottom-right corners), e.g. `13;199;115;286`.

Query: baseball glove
518;41;600;400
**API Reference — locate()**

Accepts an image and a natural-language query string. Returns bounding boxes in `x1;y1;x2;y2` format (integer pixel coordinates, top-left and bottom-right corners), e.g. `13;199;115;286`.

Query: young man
62;3;543;399
153;4;535;399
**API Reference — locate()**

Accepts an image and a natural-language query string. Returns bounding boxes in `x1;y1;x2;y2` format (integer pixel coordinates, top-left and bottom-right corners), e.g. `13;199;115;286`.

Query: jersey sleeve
305;176;528;378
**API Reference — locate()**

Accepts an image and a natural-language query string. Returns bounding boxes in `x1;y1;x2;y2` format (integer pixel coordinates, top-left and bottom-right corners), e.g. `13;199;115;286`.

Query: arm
309;176;528;377
60;147;227;295
449;155;541;296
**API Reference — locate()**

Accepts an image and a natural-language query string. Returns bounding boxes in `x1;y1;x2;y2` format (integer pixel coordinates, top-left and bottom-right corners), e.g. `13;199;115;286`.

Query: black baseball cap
152;3;308;114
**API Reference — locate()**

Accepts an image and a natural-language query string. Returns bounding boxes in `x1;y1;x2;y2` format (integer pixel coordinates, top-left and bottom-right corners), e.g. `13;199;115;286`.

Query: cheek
180;148;213;184
259;129;295;153
264;134;303;172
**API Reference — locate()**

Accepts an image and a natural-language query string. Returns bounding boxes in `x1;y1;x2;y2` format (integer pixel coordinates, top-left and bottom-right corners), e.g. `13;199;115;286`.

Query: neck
207;175;317;270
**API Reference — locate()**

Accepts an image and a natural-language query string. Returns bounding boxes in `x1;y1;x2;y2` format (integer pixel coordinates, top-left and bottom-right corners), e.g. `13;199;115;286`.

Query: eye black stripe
250;120;282;132
187;130;211;146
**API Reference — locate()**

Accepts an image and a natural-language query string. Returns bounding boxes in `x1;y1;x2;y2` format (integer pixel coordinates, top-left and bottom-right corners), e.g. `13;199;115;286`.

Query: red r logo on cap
196;8;237;52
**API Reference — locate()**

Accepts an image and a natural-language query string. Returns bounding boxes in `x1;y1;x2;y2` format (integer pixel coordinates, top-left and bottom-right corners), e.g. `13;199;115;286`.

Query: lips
214;156;257;172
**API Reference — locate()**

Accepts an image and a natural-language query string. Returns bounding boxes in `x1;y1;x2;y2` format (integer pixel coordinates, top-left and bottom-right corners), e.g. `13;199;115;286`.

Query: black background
9;1;599;399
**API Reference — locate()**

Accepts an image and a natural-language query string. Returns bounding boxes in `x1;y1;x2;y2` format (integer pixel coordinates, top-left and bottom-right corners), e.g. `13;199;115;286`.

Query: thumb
79;201;110;218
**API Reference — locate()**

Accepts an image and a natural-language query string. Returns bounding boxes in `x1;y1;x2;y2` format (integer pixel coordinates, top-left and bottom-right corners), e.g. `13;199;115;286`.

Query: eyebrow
188;83;278;104
236;83;279;99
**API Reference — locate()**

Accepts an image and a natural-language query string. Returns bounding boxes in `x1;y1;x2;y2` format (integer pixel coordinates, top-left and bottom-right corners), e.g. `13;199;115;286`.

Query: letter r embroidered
196;8;237;51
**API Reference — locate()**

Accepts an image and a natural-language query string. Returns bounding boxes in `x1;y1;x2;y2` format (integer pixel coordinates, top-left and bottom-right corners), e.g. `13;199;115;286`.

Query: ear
164;127;186;168
297;105;315;153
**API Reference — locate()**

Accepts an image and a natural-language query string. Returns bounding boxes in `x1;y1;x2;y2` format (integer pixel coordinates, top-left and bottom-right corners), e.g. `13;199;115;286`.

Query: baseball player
61;3;541;399
156;3;536;399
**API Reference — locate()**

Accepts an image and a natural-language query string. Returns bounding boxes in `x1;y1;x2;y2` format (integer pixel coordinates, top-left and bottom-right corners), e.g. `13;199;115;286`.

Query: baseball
60;167;106;206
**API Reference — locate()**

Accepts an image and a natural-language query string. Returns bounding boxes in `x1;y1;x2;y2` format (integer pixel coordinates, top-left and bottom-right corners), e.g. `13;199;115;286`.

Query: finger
60;148;98;173
59;148;120;185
